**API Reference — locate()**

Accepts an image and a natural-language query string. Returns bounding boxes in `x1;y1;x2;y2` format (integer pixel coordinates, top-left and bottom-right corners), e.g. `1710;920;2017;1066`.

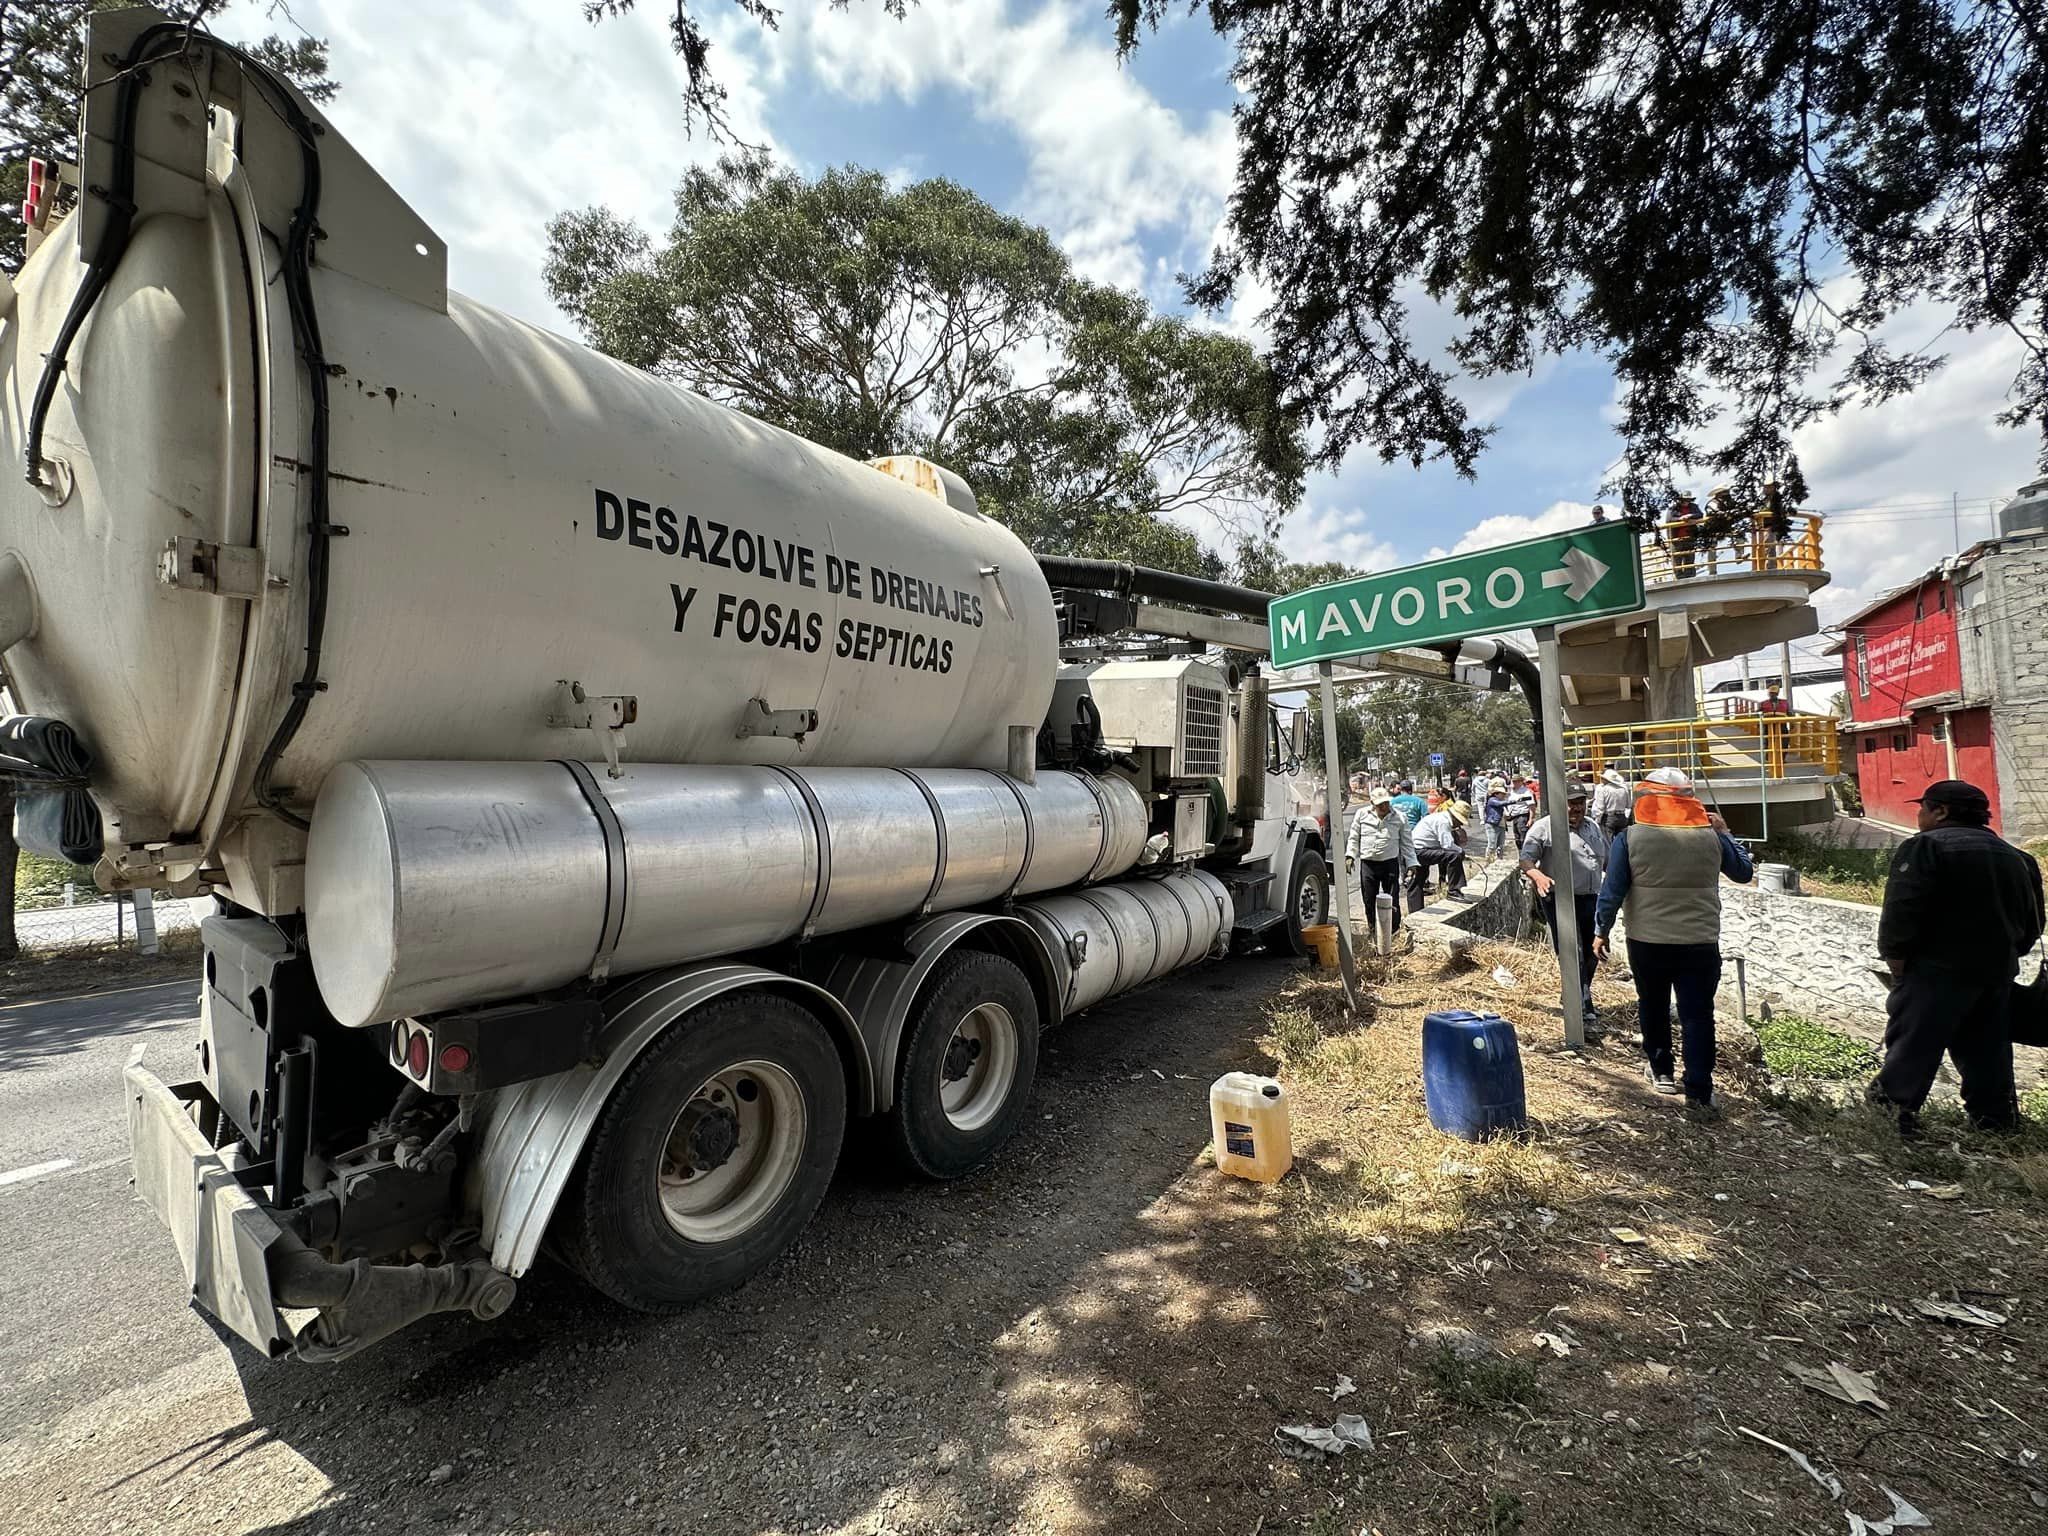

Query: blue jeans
1627;939;1722;1101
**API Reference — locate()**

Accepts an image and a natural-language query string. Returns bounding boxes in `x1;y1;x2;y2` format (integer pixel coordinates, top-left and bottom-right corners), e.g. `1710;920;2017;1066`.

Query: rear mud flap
124;1064;296;1357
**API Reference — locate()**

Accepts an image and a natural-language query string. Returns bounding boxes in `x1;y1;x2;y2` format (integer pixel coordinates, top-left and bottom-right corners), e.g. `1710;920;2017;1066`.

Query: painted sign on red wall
1841;580;1961;720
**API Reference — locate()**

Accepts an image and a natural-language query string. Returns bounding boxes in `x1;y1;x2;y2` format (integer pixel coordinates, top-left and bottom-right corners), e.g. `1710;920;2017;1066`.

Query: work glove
1345;855;1355;873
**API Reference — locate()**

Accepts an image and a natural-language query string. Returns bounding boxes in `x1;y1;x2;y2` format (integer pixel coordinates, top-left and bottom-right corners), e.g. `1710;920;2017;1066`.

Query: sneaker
1684;1093;1722;1122
1582;998;1602;1020
1645;1063;1679;1096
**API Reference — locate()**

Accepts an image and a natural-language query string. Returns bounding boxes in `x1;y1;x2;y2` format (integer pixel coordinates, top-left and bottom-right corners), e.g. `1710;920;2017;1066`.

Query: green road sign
1267;522;1645;670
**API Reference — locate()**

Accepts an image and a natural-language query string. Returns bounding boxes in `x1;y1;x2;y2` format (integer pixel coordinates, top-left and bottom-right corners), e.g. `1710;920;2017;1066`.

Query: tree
603;3;2047;503
1352;679;1535;782
1113;0;2048;507
0;1;338;275
545;154;1305;574
1300;695;1363;775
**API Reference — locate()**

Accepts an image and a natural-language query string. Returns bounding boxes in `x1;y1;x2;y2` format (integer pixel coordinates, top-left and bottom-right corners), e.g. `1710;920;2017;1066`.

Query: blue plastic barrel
1421;1010;1527;1140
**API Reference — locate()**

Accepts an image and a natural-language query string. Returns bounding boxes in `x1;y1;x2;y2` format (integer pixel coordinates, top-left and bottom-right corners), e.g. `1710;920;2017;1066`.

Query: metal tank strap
892;769;949;916
555;758;628;982
995;772;1038;900
1071;770;1118;883
767;765;833;938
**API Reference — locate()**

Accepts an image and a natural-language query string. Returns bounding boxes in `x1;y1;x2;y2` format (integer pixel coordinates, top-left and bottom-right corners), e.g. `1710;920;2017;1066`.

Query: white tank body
0;64;1056;909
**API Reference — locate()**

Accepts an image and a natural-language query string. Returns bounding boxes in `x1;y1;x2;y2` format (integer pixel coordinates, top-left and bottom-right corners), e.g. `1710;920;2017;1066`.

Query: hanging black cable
23;21;338;831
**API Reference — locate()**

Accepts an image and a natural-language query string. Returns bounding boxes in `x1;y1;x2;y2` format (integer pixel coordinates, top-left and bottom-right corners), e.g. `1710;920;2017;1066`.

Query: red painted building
1833;564;2001;831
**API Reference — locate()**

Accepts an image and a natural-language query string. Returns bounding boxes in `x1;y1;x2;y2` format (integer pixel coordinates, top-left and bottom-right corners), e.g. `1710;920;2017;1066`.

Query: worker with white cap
1591;767;1755;1114
1592;768;1632;839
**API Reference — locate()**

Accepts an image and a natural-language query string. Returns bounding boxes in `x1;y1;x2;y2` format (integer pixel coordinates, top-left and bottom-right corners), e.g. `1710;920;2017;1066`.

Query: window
1932;719;1949;743
1861;738;1877;754
1893;732;1911;752
1853;634;1871;698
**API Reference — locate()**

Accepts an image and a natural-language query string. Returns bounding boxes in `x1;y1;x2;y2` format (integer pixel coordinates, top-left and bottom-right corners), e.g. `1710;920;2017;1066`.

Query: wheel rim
939;1003;1019;1133
656;1060;806;1244
1296;869;1324;926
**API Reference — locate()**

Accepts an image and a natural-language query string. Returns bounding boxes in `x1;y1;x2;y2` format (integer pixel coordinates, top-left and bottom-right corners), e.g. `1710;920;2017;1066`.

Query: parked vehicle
0;12;1331;1358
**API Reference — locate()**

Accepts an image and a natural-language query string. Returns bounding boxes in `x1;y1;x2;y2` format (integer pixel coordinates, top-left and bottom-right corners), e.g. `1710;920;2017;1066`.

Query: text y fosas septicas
592;488;983;673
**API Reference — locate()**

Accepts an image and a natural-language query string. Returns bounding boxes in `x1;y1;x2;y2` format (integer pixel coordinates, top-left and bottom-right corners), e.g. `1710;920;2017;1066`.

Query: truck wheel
556;991;847;1312
885;950;1040;1180
1283;846;1331;955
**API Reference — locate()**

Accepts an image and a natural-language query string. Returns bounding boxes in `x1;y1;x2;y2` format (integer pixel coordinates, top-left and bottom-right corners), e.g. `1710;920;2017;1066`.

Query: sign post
1270;522;1644;1045
1534;626;1587;1050
1268;523;1644;672
1318;661;1360;1013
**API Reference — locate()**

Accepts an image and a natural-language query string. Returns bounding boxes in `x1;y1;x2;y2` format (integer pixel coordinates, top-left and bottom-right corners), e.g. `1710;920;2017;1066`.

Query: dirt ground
5;931;2045;1536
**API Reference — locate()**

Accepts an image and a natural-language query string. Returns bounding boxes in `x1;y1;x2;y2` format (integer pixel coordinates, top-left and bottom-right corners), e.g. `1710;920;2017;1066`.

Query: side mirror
1289;710;1308;763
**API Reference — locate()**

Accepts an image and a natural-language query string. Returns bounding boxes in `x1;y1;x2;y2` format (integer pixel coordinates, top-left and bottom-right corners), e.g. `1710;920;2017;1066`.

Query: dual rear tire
557;951;1040;1311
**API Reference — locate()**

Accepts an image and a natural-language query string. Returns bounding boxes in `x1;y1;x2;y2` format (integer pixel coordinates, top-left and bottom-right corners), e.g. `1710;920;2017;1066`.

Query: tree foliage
1109;0;2048;504
545;153;1306;573
603;3;2047;501
0;0;337;275
1352;680;1536;781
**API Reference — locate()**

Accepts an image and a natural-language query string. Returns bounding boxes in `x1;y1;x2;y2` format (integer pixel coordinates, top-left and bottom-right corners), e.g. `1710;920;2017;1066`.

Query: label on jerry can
1224;1121;1255;1157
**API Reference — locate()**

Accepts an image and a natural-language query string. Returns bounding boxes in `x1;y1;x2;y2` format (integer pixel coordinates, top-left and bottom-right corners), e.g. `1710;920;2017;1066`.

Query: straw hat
1446;799;1470;824
1601;768;1628;789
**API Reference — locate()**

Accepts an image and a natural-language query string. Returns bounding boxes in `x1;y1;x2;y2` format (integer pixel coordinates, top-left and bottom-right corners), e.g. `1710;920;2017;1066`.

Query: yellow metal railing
1564;712;1840;783
1638;511;1823;585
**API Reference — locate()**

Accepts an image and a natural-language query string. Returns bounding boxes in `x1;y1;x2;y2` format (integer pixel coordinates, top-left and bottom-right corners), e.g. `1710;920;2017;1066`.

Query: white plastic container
1209;1072;1294;1183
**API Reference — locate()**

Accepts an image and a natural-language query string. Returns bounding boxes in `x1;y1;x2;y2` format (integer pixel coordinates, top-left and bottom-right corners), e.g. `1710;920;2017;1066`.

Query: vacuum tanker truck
0;11;1334;1358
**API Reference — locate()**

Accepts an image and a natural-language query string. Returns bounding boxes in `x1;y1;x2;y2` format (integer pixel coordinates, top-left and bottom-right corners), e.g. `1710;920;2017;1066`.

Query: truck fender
473;962;862;1278
1265;820;1329;914
817;912;1061;1115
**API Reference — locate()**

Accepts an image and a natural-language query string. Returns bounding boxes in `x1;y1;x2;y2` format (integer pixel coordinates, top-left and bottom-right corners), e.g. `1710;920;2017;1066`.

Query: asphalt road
0;950;1314;1535
0;979;227;1456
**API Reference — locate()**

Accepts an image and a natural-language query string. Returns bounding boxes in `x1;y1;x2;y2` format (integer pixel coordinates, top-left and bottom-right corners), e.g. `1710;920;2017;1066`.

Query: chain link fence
9;886;210;955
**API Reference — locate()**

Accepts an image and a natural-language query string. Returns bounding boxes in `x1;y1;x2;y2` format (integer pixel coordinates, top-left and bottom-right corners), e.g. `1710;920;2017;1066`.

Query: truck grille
1181;686;1225;775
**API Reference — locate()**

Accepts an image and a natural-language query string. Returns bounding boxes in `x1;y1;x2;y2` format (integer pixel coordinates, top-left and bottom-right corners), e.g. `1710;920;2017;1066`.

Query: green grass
1756;1013;1878;1080
1754;829;1890;906
1426;1347;1541;1412
13;849;98;909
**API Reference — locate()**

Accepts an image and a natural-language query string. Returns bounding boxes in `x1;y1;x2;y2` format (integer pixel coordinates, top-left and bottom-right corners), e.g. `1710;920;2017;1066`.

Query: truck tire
555;991;847;1312
885;950;1040;1180
1283;845;1331;956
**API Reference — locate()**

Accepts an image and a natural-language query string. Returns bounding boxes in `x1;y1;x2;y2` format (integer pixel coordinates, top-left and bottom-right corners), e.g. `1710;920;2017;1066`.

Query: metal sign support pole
1318;662;1359;1013
1535;626;1587;1049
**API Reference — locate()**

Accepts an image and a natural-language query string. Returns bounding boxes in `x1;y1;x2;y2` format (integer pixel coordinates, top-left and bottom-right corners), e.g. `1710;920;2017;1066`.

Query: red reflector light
438;1043;472;1074
406;1029;429;1077
22;156;47;227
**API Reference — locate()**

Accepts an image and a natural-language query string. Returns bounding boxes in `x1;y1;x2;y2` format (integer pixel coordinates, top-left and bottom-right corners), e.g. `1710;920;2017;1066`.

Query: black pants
1628;939;1722;1101
1597;811;1629;840
1869;968;2018;1129
1360;859;1403;935
1542;892;1598;1002
1415;847;1467;898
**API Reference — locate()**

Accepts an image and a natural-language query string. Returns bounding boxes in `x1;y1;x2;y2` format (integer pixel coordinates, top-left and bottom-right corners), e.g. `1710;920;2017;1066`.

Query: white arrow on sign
1539;546;1609;603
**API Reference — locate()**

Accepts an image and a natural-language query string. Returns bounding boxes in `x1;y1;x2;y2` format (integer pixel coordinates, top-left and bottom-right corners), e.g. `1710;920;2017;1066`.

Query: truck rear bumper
124;1064;297;1357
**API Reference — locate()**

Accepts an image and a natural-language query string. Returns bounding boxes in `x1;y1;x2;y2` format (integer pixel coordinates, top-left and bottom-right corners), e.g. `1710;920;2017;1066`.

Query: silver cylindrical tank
1020;868;1231;1015
0;76;1060;900
305;760;1150;1027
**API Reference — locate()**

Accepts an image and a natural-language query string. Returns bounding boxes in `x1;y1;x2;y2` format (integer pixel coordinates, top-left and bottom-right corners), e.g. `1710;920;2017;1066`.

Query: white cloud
749;0;1236;296
1448;501;1606;556
1278;503;1401;572
213;0;781;332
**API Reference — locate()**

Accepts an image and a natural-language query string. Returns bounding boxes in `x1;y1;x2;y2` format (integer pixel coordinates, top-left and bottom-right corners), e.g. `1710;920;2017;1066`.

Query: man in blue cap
1868;779;2044;1134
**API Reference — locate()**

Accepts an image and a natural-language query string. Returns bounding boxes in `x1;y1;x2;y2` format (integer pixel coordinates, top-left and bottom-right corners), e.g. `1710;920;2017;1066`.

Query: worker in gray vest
1591;767;1755;1114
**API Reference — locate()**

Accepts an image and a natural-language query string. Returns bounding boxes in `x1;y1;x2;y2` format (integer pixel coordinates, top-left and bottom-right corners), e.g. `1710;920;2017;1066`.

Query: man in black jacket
1868;780;2045;1132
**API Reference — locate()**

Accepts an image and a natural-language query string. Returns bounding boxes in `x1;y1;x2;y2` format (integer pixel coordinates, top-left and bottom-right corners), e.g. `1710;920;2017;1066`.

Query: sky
212;0;2044;689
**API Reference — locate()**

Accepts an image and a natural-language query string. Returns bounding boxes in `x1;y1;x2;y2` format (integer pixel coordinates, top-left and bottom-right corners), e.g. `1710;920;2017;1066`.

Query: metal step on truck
0;10;1334;1359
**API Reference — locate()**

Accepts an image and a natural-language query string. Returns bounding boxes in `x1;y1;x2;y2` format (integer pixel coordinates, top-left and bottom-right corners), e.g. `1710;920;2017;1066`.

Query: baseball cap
1564;781;1590;802
1912;779;1990;815
1644;767;1693;790
1369;788;1393;807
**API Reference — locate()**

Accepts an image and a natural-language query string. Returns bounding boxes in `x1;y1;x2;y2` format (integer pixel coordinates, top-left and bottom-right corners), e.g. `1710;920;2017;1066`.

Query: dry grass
0;924;200;1003
1149;928;2048;1534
